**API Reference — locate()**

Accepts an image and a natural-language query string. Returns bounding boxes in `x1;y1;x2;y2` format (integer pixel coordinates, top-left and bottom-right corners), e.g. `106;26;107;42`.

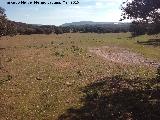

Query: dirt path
89;46;160;67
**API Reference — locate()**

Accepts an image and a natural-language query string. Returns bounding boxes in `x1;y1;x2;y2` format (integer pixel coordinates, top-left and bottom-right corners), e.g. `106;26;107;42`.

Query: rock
89;55;92;57
66;82;72;86
36;77;42;80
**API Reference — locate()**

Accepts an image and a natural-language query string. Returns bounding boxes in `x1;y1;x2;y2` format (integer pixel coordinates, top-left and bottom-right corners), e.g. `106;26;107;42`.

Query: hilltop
61;21;130;26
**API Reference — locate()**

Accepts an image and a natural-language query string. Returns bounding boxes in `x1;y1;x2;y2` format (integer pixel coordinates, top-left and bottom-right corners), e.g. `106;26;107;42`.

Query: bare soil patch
89;46;160;67
54;61;74;69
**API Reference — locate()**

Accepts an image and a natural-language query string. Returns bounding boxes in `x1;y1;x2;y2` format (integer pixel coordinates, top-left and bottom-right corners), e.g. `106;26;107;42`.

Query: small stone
66;82;72;86
36;77;42;80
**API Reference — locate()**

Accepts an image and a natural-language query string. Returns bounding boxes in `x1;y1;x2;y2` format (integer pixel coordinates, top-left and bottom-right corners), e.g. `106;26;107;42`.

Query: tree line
0;7;63;37
1;0;160;37
0;6;131;37
62;24;130;33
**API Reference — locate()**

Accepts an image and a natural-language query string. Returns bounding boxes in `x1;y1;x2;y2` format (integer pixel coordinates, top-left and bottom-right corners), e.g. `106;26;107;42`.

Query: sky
0;0;130;26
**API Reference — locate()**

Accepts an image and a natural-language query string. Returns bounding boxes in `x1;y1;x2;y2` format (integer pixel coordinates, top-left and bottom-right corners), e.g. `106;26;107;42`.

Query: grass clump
55;51;65;57
0;75;12;85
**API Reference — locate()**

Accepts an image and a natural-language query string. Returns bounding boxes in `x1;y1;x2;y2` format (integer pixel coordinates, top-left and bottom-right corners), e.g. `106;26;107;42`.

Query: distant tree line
0;7;63;37
129;21;160;37
62;24;130;33
15;22;56;35
1;0;160;38
0;6;131;37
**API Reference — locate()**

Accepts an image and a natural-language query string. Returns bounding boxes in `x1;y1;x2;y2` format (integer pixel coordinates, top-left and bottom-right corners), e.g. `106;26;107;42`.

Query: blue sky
0;0;129;25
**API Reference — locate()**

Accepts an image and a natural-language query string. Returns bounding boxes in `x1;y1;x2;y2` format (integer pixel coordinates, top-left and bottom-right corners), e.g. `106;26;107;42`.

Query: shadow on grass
58;75;160;120
137;39;160;46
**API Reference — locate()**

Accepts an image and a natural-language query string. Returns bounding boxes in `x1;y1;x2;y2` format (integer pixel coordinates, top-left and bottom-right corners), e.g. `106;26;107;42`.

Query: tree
55;27;63;35
121;0;160;23
121;0;160;35
6;20;17;36
0;7;7;37
129;21;147;37
0;7;17;37
62;26;70;33
0;7;6;17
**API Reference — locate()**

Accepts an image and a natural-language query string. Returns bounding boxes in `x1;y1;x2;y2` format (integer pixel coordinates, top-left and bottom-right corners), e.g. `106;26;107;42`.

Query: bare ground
89;46;160;67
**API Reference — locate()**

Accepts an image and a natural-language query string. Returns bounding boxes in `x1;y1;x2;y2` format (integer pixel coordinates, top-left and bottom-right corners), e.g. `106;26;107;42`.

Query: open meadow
0;33;160;120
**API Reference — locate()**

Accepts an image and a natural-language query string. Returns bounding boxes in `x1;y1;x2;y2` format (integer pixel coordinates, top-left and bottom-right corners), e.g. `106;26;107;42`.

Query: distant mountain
61;21;130;26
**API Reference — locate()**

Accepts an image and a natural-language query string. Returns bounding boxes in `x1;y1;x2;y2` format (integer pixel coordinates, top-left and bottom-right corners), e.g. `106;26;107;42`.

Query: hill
61;21;130;26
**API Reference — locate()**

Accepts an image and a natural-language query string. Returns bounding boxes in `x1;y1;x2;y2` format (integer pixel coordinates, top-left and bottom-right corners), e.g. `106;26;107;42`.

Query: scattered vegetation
0;74;12;85
58;75;160;120
0;33;159;119
0;1;160;119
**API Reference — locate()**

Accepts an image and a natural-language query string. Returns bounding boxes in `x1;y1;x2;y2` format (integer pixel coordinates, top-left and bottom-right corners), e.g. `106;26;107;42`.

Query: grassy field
0;33;160;120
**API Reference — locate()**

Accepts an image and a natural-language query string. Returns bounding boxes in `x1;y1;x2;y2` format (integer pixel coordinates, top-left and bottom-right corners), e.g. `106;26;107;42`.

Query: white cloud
96;2;103;6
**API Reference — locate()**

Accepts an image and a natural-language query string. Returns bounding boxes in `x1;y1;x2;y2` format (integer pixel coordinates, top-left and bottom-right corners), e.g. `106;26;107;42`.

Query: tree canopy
121;0;160;23
0;7;6;17
121;0;160;35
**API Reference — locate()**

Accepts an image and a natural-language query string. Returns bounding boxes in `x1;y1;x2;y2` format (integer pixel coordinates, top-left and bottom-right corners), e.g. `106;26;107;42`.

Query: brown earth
89;46;160;67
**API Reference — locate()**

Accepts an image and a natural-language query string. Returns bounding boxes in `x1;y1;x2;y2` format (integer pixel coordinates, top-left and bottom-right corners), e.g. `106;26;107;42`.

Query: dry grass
0;33;159;120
